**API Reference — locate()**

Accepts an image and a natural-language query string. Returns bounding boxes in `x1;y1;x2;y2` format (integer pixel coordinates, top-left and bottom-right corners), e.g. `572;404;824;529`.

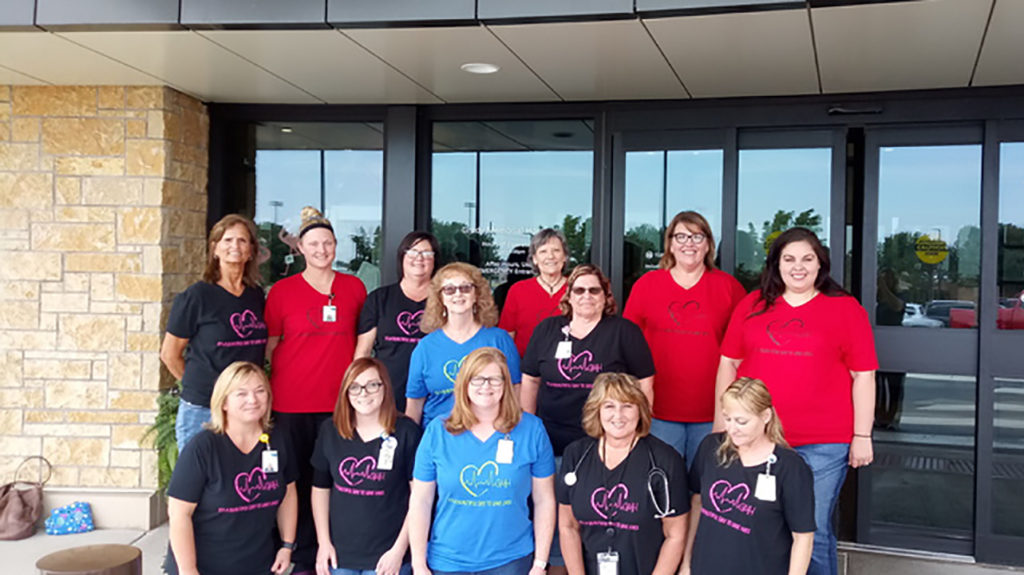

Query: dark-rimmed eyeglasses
348;381;384;396
441;284;474;296
671;233;706;245
469;376;504;388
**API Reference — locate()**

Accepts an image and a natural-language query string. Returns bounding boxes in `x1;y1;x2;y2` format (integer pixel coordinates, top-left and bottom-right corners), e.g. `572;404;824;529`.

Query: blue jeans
649;419;712;469
433;554;533;575
175;399;210;453
794;443;850;575
332;565;412;575
548;456;564;567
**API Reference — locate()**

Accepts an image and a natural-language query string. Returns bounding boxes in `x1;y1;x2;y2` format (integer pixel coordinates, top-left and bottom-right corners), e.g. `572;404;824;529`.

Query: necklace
600;434;639;470
537;275;564;294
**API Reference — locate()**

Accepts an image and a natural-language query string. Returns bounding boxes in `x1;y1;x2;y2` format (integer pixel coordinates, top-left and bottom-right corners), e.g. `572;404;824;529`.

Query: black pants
273;410;331;571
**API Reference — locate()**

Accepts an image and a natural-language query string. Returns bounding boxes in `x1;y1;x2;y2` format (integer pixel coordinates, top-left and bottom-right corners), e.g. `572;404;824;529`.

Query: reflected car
903;303;943;328
925;300;976;328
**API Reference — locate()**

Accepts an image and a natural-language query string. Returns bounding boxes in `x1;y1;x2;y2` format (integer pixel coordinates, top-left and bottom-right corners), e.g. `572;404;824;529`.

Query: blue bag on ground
44;501;94;535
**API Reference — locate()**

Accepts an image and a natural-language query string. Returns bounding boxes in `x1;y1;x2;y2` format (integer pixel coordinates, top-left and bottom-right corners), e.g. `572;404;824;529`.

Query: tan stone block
58;314;124;351
145;111;165;139
0;300;38;329
64;272;89;292
140;449;158;489
92;359;107;380
27;422;109;437
125;119;146;139
0;409;22;434
11;118;39;142
0;173;53;209
31;222;115;252
65;253;141;273
0;351;22;386
91;272;114;301
54;206;117;223
81;178;143;205
24;350;105;360
117;206;162;244
0;238;29;251
67;411;138;424
98;86;125;109
24;358;92;379
163;112;182;142
141;353;161;390
142;303;161;332
44;379;106;409
125;140;167;177
0;86;8;102
0;281;38;300
109;353;141;390
25;410;63;423
126;316;141;331
42;118;125;156
13;86;96;116
0;209;28;230
55;177;81;205
39;293;88;314
90;302;140;314
126;332;160;352
55;157;124;176
0;142;38;171
141;246;161;274
45;466;77;486
125;87;167;110
108;390;156;410
0;436;41;457
39;311;56;331
115;274;161;302
110;449;140;468
80;466;138;488
112;425;149;449
43;437;109;466
0;330;55;351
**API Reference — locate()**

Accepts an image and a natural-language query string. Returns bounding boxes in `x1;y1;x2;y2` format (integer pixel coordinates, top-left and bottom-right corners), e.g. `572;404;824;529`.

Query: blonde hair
445;347;522;435
333;358;399;440
580;373;652;439
658;211;716;271
207;361;273;434
716;377;788;466
420;262;499;333
202;214;262;287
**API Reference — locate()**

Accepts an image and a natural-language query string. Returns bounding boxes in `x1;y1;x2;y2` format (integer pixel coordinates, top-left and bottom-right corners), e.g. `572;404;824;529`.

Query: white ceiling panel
0;64;48;85
59;31;320;104
489;20;687;101
342;26;559;103
813;0;991;94
198;30;443;105
644;10;818;98
973;0;1024;87
0;32;163;86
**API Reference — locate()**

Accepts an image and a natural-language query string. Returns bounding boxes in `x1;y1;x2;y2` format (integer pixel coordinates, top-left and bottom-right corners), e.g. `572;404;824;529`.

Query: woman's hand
315;542;337;575
375;545;404;575
849;436;873;468
528;566;547;575
412;561;433;575
270;547;292;575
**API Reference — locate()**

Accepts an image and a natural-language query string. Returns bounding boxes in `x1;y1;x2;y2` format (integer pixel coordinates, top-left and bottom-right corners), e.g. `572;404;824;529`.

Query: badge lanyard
322;292;336;323
260;433;279;473
496;434;514;464
555;324;572;359
378;433;398;471
755;453;778;502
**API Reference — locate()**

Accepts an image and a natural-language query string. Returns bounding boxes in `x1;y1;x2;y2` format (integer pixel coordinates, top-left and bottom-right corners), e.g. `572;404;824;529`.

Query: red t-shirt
623;269;747;423
720;290;878;446
264;272;367;413
498;278;567;357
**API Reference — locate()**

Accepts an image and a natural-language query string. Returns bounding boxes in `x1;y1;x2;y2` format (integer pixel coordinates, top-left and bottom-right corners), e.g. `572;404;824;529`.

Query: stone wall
0;85;208;494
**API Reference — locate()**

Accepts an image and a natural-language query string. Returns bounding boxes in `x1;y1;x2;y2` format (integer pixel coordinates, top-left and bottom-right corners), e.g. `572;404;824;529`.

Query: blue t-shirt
406;326;521;428
413;412;555;572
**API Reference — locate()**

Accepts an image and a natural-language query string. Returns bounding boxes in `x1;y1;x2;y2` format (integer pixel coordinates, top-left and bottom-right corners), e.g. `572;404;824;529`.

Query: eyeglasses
441;284;474;296
406;248;435;259
469;376;504;388
571;286;603;296
671;232;706;245
348;381;384;396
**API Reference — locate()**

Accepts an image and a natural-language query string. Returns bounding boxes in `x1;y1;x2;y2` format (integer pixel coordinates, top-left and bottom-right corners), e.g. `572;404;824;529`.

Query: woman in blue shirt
406;263;521;429
408;347;556;575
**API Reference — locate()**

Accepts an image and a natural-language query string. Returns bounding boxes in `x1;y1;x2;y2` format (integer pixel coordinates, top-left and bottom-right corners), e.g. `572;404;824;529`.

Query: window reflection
876;145;981;328
997;143;1024;330
993;377;1024;536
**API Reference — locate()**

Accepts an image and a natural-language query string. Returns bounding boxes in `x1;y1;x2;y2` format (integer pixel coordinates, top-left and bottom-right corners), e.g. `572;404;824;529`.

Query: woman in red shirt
715;227;876;575
624;211;746;467
499;228;569;358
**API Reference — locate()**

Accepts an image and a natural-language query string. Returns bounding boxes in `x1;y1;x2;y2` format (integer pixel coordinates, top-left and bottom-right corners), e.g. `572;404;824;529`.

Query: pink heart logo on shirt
708;479;751;514
668;300;701;327
766;318;805;347
229;309;259;338
338;456;378;487
234;467;269;503
557;350;601;381
397;310;423;336
590;483;630;519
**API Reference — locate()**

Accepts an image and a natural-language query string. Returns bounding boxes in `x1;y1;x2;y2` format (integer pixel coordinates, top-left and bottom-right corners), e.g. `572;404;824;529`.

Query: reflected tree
556;214;591;266
735;208;824;289
431;219;499;269
349;225;382;273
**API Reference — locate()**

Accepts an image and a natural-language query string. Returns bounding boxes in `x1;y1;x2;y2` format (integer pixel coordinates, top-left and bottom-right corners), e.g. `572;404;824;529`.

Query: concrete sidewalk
2;523;169;575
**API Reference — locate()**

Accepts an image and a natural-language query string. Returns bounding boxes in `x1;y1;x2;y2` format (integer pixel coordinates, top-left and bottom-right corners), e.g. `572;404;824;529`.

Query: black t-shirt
688;433;816;575
166;282;268;407
310;416;422;570
556;435;690;575
522;316;655;455
357;283;427;412
165;429;297;575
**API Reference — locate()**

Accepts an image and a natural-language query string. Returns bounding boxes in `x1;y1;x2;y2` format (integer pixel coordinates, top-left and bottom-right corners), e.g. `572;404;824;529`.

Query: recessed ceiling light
460;62;500;75
281;127;293;133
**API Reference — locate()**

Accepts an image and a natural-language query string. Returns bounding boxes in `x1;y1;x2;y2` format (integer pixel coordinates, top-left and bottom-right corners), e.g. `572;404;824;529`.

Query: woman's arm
167;497;200;575
712;356;742;431
160;334;188;381
408;479;436;575
558;503;586;575
637;375;654;410
652;514;688;575
354;329;376;360
530;475;557;574
406;398;425;425
849;370;876;468
376;481;415;575
265;335;281;361
787;531;814;575
520;374;541;414
271;482;298;574
679;494;702;575
311;486;337;575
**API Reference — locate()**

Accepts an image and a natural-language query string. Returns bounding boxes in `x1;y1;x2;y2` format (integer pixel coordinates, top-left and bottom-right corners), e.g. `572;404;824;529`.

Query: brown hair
202;214;262;287
445;347;522;435
207;361;273;434
716;377;789;466
559;264;617;319
420;262;499;333
659;210;716;271
580;373;652;439
332;357;399;440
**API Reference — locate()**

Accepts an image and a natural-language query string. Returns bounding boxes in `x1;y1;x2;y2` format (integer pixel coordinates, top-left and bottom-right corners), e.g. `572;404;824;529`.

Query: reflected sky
1001;143;1024;225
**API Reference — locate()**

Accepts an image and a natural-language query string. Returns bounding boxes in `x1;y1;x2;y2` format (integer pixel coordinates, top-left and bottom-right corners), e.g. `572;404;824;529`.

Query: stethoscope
564;437;675;520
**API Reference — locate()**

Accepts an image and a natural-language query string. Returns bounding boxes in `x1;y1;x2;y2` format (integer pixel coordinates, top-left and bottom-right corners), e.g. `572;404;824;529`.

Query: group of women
160;206;877;575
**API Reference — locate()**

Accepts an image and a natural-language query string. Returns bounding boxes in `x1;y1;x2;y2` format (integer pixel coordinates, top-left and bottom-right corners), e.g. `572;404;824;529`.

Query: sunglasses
571;286;604;296
441;284;474;296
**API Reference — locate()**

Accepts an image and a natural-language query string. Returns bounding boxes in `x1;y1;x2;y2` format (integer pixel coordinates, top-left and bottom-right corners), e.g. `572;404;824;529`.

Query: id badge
597;551;619;575
262;450;279;473
322;305;337;323
378;436;397;471
555;341;573;359
755;473;776;501
496;438;514;464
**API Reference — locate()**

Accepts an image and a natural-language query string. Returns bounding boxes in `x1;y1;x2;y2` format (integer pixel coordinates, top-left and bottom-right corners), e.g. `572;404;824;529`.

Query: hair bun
299;206;333;238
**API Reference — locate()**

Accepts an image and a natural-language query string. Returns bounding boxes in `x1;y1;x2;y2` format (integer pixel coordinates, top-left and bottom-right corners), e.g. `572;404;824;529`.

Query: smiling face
298;227;337;271
347;366;385;418
467;361;505;410
440;272;477;317
403;239;435;281
223;374;269;427
599;397;640;443
569;274;606;321
778;240;821;295
670;222;710;271
533;238;567;278
213;223;253;267
722;396;771;450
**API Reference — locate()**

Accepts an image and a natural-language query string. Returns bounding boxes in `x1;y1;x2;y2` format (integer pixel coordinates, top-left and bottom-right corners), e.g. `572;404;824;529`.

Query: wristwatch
533;559;547;570
281;541;296;550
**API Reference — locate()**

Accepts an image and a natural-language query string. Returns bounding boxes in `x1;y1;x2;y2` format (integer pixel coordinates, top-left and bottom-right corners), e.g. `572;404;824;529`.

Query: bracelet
533;559;548;569
281;541;295;550
853;434;872;439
